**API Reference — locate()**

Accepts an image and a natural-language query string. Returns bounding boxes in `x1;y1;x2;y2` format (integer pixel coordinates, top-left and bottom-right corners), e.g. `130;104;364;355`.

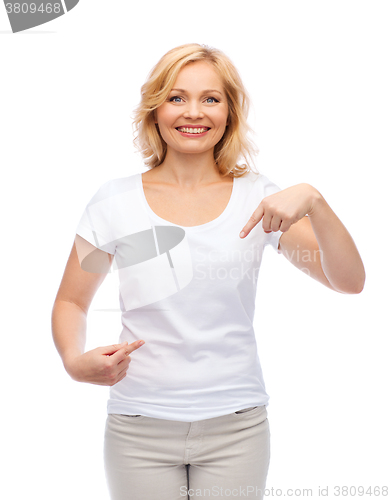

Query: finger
279;219;292;232
111;340;144;363
116;371;127;384
270;214;282;232
117;365;129;380
114;360;133;384
117;355;131;369
101;342;128;356
262;210;273;233
239;204;264;238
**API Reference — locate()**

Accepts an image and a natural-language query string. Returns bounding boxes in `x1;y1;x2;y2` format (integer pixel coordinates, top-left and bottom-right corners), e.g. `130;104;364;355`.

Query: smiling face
154;61;230;157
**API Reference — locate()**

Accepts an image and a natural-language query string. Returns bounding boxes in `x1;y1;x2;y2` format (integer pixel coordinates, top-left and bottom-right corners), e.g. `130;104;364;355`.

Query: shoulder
236;170;281;197
87;173;139;205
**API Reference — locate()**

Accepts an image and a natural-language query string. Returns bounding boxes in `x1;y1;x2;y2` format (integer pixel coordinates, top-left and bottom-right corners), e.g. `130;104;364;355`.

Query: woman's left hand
239;183;319;238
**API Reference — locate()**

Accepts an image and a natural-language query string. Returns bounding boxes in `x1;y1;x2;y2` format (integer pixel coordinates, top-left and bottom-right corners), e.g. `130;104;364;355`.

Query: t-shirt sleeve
259;174;283;254
75;180;116;255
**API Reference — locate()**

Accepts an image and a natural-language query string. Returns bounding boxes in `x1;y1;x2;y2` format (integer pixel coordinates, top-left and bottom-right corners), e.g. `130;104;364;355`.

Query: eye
168;96;220;104
169;96;183;103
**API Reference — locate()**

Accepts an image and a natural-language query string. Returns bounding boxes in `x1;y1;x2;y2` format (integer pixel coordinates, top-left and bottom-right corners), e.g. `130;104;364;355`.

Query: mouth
175;126;211;137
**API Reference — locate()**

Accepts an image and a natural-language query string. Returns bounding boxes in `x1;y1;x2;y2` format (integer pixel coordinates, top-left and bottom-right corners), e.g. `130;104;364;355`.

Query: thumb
100;342;128;356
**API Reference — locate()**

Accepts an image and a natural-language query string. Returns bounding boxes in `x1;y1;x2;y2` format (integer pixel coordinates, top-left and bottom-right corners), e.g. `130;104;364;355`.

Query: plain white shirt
75;170;282;422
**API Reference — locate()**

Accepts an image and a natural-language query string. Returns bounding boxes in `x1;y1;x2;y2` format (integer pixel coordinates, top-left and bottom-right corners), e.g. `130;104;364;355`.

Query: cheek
215;107;229;126
215;111;229;131
156;105;176;125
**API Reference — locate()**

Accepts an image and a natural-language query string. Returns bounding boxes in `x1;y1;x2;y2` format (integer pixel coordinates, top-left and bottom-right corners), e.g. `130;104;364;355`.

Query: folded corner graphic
75;226;194;311
5;0;79;33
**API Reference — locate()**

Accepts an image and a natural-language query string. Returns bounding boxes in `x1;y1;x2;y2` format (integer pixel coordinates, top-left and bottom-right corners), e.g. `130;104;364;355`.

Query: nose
183;99;204;119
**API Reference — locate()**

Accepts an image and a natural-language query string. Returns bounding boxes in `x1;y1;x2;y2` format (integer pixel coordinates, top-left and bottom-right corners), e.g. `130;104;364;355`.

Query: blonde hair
132;43;260;178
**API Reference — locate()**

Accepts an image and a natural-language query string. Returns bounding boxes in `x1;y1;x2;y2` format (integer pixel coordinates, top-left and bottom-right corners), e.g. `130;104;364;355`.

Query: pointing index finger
239;203;265;238
113;340;145;362
126;340;145;352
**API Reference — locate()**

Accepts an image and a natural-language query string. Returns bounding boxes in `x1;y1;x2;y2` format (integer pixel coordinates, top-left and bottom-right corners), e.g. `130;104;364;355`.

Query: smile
175;127;210;137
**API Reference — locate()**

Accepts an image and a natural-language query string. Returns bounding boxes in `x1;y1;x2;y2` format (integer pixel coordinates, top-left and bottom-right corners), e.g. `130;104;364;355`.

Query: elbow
348;283;365;294
355;276;366;294
333;274;366;295
353;277;365;294
353;268;366;294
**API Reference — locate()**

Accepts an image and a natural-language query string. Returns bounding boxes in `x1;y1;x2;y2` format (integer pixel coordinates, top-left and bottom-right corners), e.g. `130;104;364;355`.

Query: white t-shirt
75;170;282;422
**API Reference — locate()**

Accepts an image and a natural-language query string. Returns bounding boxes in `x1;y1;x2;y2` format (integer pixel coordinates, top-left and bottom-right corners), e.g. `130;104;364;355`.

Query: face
154;61;230;156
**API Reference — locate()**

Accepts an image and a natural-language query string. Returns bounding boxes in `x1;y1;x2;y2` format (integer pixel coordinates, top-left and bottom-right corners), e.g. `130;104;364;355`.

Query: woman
52;43;365;500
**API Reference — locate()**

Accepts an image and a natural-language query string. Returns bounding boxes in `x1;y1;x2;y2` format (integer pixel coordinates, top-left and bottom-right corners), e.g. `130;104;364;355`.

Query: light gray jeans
103;405;270;499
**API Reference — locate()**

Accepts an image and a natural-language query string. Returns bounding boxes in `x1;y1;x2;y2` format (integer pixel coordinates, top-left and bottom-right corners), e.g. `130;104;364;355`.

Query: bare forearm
308;190;365;294
51;300;87;371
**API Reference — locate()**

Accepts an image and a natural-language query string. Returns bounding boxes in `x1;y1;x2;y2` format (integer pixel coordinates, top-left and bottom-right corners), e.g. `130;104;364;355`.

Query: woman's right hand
65;340;145;386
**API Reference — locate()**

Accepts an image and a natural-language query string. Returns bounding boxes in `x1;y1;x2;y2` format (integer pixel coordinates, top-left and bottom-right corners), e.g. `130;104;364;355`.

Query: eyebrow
170;88;223;96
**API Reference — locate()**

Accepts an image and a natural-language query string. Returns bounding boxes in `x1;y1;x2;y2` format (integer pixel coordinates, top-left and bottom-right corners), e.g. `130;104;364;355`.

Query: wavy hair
132;43;259;178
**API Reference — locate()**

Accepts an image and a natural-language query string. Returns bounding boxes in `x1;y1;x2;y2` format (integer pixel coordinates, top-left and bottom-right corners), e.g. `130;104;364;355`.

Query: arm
240;183;365;294
52;235;111;370
51;235;143;385
52;298;88;372
278;186;365;294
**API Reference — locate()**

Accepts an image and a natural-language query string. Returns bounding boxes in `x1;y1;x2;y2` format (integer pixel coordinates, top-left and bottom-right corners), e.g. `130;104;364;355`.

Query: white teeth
177;127;208;134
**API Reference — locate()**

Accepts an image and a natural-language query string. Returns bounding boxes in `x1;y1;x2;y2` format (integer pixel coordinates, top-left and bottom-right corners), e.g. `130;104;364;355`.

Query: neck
155;148;224;189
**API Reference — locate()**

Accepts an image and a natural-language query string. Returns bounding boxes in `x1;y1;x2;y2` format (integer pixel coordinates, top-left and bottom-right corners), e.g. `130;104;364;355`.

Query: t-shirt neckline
136;172;239;232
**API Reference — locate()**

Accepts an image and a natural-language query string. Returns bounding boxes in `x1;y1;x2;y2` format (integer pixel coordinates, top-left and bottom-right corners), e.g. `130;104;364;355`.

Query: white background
1;1;389;499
